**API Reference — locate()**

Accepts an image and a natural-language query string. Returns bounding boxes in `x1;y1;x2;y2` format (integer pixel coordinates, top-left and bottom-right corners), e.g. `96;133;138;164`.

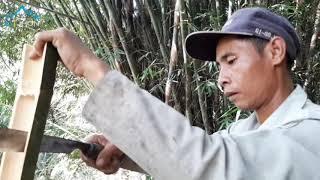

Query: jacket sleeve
82;71;320;180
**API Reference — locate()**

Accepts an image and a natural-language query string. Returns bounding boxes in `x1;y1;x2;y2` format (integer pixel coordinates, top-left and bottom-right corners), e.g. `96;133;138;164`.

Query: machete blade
40;135;104;160
0;128;103;160
40;135;84;154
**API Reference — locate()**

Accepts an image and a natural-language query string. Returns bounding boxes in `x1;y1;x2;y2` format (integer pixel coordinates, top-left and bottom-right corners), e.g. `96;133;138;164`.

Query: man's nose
217;68;230;89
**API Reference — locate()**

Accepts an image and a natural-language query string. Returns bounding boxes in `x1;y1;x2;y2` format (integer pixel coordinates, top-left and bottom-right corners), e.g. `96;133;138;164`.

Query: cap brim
185;31;254;61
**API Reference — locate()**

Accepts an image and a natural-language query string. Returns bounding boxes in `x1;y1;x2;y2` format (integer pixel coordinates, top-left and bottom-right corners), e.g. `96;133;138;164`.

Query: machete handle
81;143;104;160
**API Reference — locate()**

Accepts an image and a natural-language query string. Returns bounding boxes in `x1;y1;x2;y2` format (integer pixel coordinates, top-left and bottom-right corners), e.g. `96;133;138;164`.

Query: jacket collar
249;85;309;130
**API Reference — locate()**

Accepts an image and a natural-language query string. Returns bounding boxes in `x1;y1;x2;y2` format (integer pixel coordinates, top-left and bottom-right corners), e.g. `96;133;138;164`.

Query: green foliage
0;80;15;105
217;106;238;130
195;79;218;97
0;80;16;128
140;62;164;82
146;175;154;180
0;106;10;128
0;2;54;61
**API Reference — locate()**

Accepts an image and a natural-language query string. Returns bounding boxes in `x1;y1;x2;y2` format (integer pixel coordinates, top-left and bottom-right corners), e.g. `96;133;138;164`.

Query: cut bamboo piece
0;43;59;180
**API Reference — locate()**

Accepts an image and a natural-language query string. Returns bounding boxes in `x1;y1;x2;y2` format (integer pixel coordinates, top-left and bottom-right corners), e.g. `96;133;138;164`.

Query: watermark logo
2;5;41;27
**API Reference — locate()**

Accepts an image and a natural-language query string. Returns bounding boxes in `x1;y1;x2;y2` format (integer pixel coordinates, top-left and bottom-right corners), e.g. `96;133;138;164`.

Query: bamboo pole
0;43;58;180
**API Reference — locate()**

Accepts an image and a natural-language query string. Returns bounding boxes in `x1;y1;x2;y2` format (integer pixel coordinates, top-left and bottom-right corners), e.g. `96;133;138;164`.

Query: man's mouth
225;92;238;98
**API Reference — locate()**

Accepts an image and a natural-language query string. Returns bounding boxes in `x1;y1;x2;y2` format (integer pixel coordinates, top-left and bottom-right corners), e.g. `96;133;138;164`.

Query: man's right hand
81;134;125;174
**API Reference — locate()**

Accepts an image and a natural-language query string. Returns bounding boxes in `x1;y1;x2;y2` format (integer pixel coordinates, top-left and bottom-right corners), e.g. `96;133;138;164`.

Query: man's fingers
30;30;56;59
81;134;123;174
96;143;122;168
97;135;109;146
102;157;121;174
84;134;109;146
96;145;113;168
81;144;120;173
80;152;96;167
84;134;99;144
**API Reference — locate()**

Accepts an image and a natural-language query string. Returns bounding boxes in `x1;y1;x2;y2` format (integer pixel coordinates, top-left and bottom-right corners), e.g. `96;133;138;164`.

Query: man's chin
234;102;254;111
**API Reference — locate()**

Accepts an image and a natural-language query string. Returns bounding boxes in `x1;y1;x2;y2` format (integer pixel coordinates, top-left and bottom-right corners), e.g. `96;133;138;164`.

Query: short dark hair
236;36;293;70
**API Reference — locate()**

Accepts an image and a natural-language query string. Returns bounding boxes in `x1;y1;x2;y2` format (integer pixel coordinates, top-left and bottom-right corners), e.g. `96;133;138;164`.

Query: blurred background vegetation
0;0;319;179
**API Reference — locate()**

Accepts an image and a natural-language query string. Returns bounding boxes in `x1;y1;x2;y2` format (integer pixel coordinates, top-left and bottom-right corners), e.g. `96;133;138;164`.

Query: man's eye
227;58;236;65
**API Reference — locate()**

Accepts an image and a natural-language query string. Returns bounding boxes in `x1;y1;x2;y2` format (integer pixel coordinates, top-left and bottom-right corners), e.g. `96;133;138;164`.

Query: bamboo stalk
135;0;157;52
303;1;320;89
57;0;77;31
104;0;139;84
12;0;89;24
41;1;63;27
165;0;180;104
79;0;107;43
215;0;221;26
88;1;108;41
145;0;169;63
88;0;109;42
161;0;169;46
98;0;110;21
194;61;213;134
78;0;112;58
179;0;193;121
228;0;234;19
71;0;96;50
109;15;123;72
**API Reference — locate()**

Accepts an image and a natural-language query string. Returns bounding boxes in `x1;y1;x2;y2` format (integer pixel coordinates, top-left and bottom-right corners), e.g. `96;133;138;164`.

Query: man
30;7;320;180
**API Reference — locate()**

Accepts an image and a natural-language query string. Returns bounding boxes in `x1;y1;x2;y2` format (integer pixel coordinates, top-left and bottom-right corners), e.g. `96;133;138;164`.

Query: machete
0;128;103;160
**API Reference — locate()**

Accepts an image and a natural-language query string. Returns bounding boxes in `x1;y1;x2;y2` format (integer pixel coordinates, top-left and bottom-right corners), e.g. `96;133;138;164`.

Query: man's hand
30;28;109;86
81;134;125;174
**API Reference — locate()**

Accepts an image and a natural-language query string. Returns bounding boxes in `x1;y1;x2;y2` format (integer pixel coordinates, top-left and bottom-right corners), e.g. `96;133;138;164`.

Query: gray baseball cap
185;7;300;61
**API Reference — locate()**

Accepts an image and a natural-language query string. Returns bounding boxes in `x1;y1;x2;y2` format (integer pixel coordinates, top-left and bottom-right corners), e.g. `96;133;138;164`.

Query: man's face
216;36;274;110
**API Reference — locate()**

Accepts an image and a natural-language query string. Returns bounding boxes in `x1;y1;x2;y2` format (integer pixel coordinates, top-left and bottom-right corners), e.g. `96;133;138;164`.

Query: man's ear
268;36;287;66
